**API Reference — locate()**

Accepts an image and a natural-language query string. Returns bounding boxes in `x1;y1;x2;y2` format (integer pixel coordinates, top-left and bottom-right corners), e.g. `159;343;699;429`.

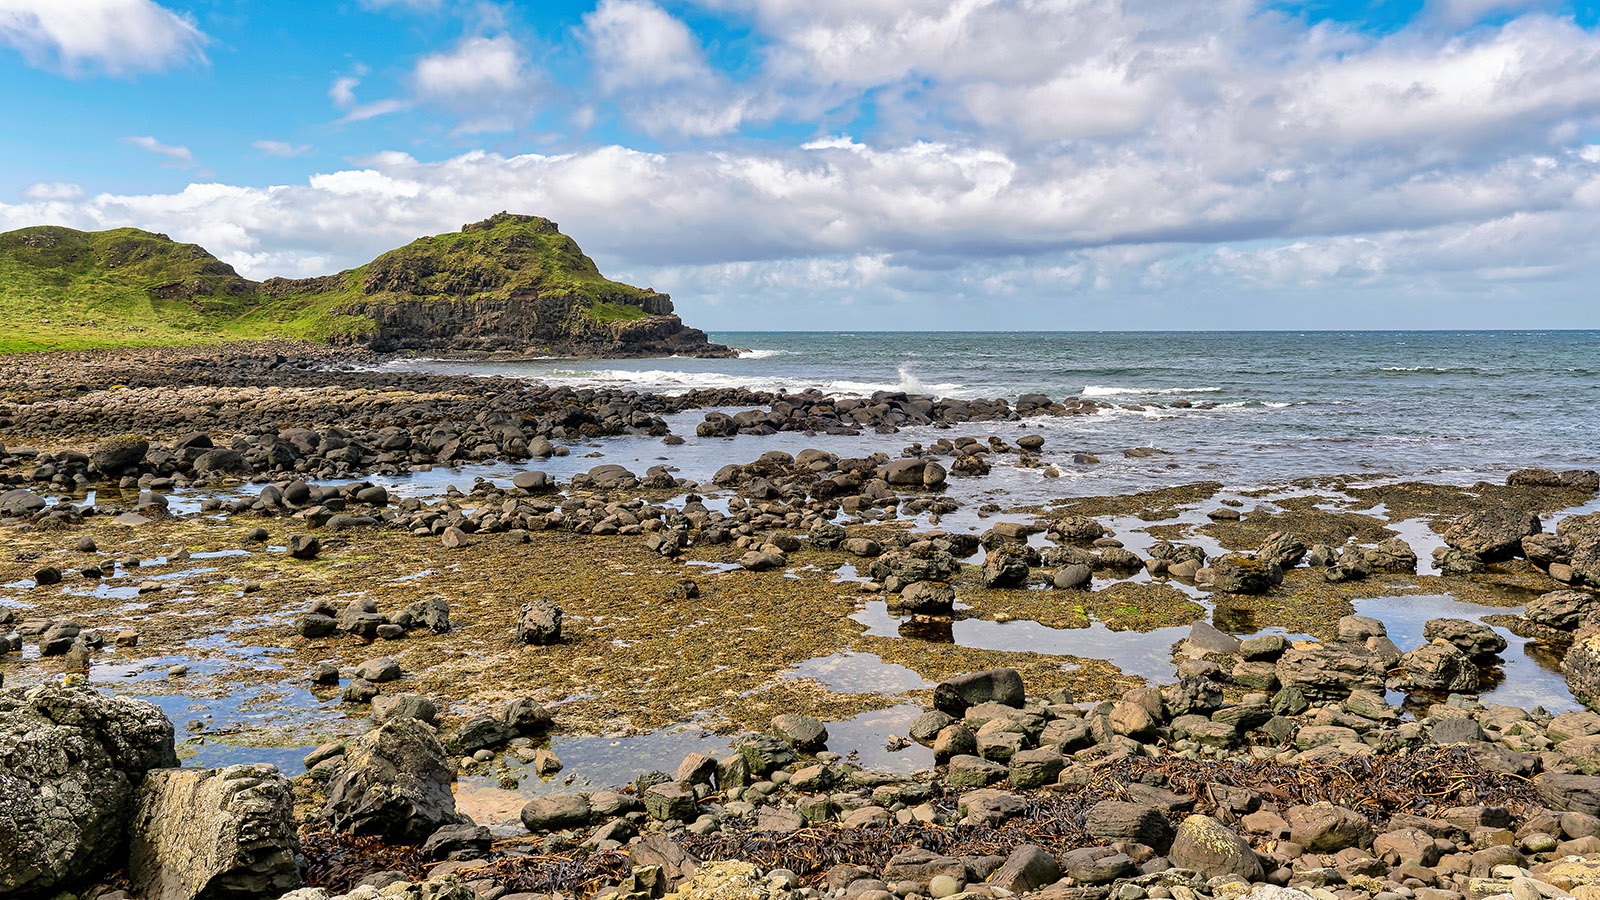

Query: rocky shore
4;345;1600;900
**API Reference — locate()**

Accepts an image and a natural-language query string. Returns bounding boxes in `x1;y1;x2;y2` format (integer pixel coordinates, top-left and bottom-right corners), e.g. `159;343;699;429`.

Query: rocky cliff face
329;291;733;357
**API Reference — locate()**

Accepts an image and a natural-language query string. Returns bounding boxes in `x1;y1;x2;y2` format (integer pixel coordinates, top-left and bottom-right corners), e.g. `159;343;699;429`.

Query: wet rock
1058;847;1136;885
736;734;798;776
1422;618;1507;661
447;715;517;755
1434;546;1487;575
934;669;1025;715
1053;564;1092;589
514;600;562;645
92;435;149;475
981;547;1031;588
890;580;955;614
499;697;554;735
1256;532;1307;569
322;717;460;841
643;782;698;821
520;794;591;832
354;657;401;683
0;685;176;894
421;823;492;861
1336;615;1386;643
1275;646;1385;703
1398;640;1479;693
287;534;321;560
1207;554;1282;594
771;713;828;752
296;614;338;639
1566;634;1600;713
1443;507;1541;561
371;694;438;724
129;763;300;900
1286;801;1374;852
1363;537;1419;573
1084;801;1176;851
1007;747;1066;789
1527;590;1600;630
1168;814;1264;880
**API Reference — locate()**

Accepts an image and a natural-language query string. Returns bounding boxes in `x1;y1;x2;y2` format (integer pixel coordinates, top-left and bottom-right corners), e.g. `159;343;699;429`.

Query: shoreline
5;342;1600;900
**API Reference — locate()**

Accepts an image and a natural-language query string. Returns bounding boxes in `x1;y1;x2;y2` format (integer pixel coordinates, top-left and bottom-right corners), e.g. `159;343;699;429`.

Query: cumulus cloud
0;0;206;77
583;0;709;92
412;34;526;97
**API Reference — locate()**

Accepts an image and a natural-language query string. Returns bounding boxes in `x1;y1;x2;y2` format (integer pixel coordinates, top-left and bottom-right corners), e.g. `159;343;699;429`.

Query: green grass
0;213;663;353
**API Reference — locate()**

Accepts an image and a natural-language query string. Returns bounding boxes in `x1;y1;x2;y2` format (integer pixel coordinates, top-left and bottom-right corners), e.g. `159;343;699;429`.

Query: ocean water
387;330;1600;493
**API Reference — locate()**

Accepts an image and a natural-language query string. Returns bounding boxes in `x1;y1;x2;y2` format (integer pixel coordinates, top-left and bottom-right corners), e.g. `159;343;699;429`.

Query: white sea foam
513;366;966;398
1081;385;1223;397
735;348;791;359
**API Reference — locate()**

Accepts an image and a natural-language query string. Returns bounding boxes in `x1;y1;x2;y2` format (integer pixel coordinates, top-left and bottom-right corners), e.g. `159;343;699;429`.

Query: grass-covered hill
0;213;719;356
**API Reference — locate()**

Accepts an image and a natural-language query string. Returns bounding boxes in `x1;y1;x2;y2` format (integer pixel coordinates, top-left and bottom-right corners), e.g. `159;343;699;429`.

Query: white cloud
412;34;526;97
0;0;205;76
583;0;709;92
252;140;314;158
21;181;83;200
121;135;196;168
329;75;361;108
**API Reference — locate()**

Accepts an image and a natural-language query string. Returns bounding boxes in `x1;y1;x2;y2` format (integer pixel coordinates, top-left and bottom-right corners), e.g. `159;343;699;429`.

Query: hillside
0;213;731;356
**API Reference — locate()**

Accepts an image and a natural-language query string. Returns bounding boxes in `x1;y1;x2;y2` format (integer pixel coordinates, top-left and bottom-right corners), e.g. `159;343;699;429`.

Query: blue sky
3;0;1600;329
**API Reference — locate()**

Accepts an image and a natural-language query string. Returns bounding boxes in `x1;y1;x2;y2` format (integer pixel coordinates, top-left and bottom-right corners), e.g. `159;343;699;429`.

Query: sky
2;0;1600;330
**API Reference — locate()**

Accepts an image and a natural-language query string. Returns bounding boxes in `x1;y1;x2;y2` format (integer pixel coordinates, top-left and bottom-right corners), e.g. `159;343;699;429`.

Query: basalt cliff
0;212;733;357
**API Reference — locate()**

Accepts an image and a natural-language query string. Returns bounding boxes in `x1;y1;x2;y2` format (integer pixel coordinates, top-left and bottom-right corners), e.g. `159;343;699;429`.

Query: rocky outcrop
0;683;178;896
330;294;733;358
129;764;301;900
323;718;462;842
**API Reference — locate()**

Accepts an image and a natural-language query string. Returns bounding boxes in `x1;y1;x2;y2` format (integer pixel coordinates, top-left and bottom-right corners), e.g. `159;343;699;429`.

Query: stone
892;580;956;614
354;657;402;683
771;713;829;752
322;718;460;841
1275;646;1385;702
1059;846;1138;884
736;734;798;775
499;697;553;735
1210;554;1282;594
934;668;1025;715
129;763;300;900
981;547;1031;588
1443;507;1541;561
643;782;698;821
371;694;438;724
1374;828;1444;866
1257;532;1308;569
947;754;1007;788
421;823;492;861
1187;621;1243;655
1527;590;1600;630
1085;801;1176;851
988;845;1060;894
514;600;562;645
1168;814;1264;881
1286;802;1375;853
1422;618;1507;661
628;833;700;891
1398;640;1479;693
92;436;148;475
0;684;178;896
520;794;591;832
1008;747;1066;789
286;534;321;559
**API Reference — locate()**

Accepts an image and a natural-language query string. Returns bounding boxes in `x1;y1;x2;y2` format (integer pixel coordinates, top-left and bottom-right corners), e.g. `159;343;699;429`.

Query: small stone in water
167;664;188;677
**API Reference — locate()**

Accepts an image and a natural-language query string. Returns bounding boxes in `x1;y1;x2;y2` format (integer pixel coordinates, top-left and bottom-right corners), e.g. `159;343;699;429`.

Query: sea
385;330;1600;497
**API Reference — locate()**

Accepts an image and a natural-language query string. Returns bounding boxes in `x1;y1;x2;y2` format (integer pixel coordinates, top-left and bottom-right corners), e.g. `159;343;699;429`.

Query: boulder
1256;532;1307;569
1084;800;1175;851
520;794;591;832
1363;538;1419;573
1422;618;1507;661
1398;640;1479;693
1168;814;1264;881
129;764;301;900
1209;554;1282;594
1567;634;1600;714
1275;646;1385;702
933;668;1025;715
515;600;562;645
0;685;178;895
1286;801;1374;852
1527;590;1600;630
322;718;460;842
92;435;149;475
980;547;1030;588
1443;507;1541;561
890;581;955;615
987;845;1059;894
771;713;828;752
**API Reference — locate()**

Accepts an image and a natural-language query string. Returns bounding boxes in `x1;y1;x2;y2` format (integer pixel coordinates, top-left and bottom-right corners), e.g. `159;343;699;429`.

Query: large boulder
129;764;301;900
1274;646;1385;703
1256;532;1307;569
1422;618;1506;661
1397;640;1479;693
1526;590;1600;630
92;435;149;475
980;547;1031;588
934;669;1025;716
0;684;177;896
1567;634;1600;714
1443;507;1540;561
322;718;461;842
1168;814;1264;881
1208;555;1282;594
514;600;562;645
